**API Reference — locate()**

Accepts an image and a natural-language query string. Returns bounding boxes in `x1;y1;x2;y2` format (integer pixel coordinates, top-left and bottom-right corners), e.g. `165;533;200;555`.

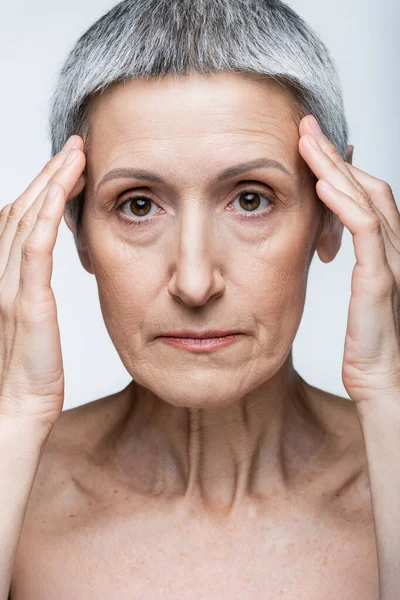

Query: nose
167;211;226;307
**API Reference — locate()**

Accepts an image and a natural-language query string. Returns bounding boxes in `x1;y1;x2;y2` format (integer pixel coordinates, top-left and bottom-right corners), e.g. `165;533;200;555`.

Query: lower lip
158;334;242;352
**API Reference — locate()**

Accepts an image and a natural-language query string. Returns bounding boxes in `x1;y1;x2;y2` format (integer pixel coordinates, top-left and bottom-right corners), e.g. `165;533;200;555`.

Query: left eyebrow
95;157;293;193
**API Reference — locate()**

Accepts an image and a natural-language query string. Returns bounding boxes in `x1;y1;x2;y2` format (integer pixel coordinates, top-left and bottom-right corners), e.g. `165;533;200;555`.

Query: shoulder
302;380;373;517
10;392;125;596
30;389;128;496
302;379;364;443
11;391;126;582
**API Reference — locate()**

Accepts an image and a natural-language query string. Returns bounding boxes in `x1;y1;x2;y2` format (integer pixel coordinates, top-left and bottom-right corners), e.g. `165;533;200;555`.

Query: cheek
89;236;157;359
241;230;312;352
95;266;154;379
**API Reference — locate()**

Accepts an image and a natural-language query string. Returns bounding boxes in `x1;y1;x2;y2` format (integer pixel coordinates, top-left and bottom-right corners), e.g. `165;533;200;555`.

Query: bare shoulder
29;388;130;499
302;379;364;442
301;379;373;521
11;391;127;575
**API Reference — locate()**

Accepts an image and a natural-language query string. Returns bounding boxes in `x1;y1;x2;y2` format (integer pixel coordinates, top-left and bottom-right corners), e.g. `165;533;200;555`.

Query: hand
298;115;400;407
0;136;86;436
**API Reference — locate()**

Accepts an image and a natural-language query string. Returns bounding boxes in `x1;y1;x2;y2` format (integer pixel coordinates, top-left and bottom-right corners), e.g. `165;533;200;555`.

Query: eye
115;185;275;227
228;188;274;219
116;195;161;226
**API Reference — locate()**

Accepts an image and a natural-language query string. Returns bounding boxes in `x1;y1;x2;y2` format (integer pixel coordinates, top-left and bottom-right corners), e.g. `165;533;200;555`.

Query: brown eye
231;190;273;216
118;195;159;221
127;196;153;217
238;192;262;211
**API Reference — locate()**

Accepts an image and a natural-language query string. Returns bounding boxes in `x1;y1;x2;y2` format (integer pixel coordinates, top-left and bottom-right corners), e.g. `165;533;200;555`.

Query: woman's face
74;72;338;407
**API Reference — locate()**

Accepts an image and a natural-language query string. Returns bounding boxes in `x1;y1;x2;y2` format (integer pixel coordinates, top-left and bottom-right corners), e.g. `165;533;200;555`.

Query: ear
345;144;354;165
315;215;344;263
64;208;95;275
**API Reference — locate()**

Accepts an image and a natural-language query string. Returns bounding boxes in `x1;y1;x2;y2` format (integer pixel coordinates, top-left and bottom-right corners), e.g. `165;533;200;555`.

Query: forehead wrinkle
93;126;296;167
87;113;300;189
91;93;296;140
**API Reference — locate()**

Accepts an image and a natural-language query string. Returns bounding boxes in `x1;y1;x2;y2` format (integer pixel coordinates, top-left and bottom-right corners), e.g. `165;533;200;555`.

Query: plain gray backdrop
0;0;398;409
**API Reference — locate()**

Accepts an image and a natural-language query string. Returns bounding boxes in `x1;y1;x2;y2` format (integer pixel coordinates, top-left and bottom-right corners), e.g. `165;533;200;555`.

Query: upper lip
158;330;240;339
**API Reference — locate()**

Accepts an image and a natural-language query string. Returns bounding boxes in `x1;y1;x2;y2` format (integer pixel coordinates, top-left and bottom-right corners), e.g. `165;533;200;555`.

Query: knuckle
326;145;341;162
21;238;42;258
16;213;36;235
37;209;54;225
0;203;13;218
8;201;23;220
377;180;393;196
357;190;372;208
41;160;57;178
361;213;381;233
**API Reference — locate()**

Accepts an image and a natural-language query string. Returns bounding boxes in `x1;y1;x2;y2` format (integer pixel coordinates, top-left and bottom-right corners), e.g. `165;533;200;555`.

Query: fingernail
310;116;322;136
308;135;321;150
63;149;78;166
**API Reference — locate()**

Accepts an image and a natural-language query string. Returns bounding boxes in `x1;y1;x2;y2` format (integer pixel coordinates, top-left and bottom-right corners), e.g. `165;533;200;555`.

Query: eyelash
115;185;275;227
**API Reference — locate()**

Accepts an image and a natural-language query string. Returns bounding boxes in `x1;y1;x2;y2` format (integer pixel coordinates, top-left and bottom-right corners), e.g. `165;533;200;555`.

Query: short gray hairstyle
48;0;349;237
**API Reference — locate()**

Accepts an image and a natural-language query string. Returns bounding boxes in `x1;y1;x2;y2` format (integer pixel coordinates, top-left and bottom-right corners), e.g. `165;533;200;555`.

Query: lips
158;330;239;339
158;333;242;352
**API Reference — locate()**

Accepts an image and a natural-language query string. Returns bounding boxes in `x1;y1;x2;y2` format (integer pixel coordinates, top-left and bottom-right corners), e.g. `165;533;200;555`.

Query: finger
317;179;394;286
300;115;355;178
299;115;377;211
17;182;66;306
18;136;84;212
299;134;374;213
346;164;400;237
380;223;400;284
0;150;85;300
68;174;86;202
0;203;13;238
308;131;400;250
0;137;83;275
301;115;400;249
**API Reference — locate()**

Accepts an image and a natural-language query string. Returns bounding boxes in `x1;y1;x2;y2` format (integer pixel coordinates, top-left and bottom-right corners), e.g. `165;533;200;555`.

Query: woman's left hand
298;114;400;408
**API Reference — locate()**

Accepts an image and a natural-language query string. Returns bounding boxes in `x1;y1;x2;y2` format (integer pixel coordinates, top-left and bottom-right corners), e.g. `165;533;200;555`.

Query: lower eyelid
117;190;275;224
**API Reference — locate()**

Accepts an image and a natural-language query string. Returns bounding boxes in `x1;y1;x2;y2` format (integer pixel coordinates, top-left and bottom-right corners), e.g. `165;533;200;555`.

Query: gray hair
48;0;349;237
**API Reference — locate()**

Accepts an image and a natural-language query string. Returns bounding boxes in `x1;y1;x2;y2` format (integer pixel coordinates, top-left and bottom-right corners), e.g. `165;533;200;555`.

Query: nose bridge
179;202;212;259
168;201;226;306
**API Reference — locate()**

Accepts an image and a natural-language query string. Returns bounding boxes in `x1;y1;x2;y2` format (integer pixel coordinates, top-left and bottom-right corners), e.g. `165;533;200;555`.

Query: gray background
0;0;398;410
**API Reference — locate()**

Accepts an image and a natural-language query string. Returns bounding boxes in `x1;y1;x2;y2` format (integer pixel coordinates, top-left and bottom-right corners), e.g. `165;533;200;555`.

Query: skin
11;72;383;599
62;72;358;514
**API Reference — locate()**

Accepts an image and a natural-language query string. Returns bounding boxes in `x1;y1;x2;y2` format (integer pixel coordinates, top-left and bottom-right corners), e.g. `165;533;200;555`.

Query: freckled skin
64;72;349;513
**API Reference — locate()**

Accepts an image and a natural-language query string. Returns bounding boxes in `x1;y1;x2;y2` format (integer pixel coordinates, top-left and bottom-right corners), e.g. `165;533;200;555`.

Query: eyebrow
95;158;292;193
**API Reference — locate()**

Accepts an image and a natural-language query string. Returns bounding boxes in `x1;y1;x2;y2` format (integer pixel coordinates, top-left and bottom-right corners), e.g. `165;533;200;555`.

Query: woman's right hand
0;136;86;437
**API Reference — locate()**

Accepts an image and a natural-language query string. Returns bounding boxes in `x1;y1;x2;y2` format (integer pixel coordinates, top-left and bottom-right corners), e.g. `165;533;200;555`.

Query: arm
0;135;86;600
0;418;49;600
359;398;400;600
297;113;400;599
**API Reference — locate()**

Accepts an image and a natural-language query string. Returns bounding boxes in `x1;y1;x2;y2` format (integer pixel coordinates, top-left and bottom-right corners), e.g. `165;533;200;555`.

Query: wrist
356;396;400;446
0;413;53;453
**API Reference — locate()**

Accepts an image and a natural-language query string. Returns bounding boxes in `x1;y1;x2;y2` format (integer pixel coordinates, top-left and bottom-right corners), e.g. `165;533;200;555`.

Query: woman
2;0;399;598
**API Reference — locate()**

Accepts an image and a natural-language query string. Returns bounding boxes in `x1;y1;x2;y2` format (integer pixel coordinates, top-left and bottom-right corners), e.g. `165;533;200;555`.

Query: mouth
157;333;242;353
158;330;240;339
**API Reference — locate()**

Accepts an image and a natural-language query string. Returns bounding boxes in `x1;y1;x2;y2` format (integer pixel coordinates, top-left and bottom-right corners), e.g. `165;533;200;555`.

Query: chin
133;367;275;409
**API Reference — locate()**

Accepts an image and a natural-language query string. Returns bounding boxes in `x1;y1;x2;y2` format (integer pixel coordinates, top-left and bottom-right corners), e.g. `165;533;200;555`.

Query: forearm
0;417;49;600
359;397;400;600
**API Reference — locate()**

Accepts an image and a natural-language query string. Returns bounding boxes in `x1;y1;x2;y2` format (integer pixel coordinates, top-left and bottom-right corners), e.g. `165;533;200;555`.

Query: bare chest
12;499;379;599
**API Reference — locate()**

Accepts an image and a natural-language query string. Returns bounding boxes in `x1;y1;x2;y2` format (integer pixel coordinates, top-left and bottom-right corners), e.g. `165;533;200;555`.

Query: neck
100;358;331;517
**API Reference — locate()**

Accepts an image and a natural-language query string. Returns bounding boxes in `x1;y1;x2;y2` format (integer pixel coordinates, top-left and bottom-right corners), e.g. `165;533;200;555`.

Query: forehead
86;72;302;175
